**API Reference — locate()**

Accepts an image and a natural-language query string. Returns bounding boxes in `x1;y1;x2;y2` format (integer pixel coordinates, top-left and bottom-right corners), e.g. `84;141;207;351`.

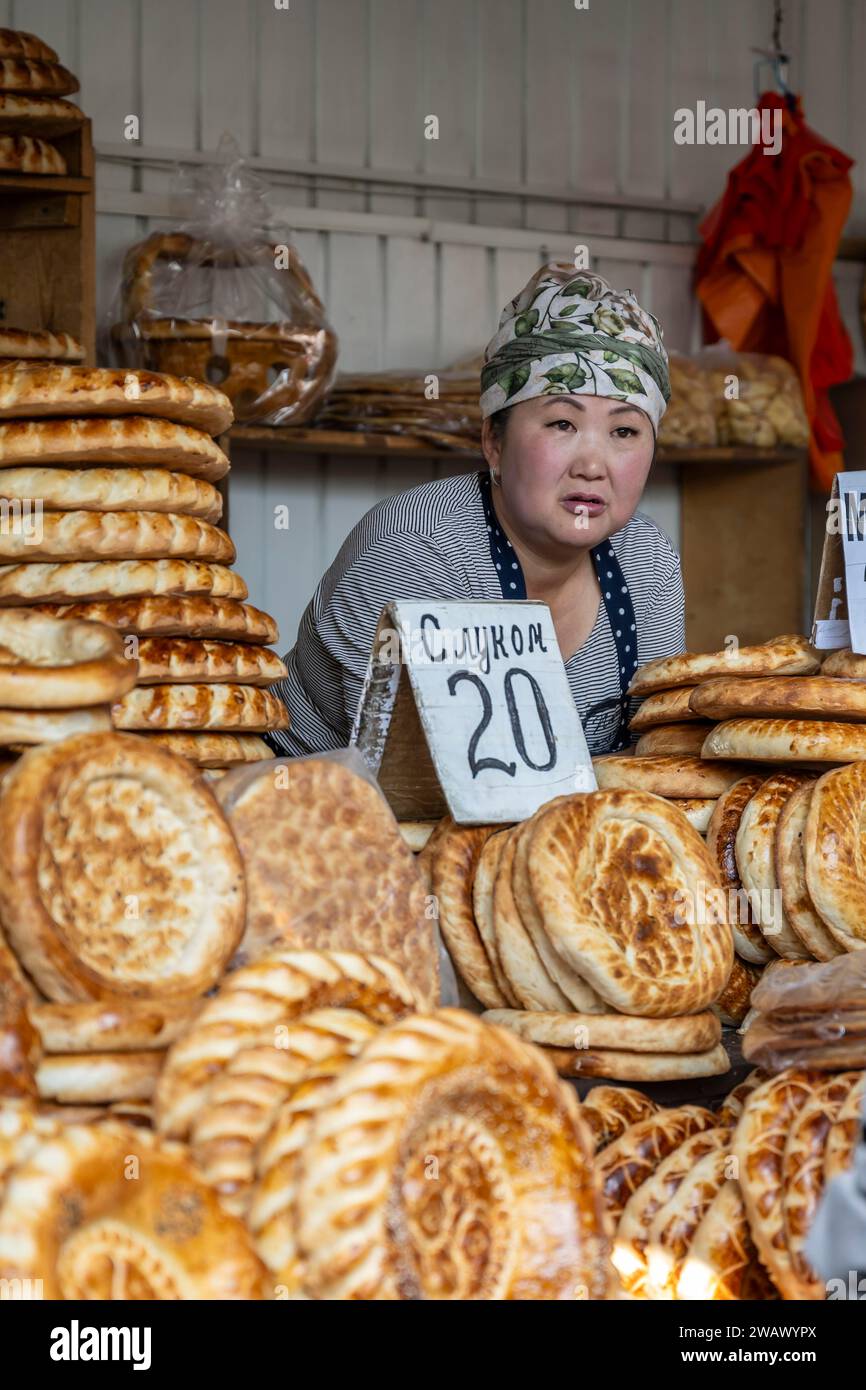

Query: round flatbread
691;674;866;721
155;950;420;1140
633;723;714;757
702;717;866;763
774;782;844;961
734;771;816;959
0;92;83;137
0;133;64;173
0;56;78;95
0;365;233;435
294;1009;609;1300
471;828;520;1007
544;1042;729;1082
712;956;762;1026
490;826;571;1013
592;753;749;799
705;773;773;963
0;558;246;604
0;30;59;63
481;1009;721;1053
781;1071;859;1298
628;635;819;697
643;1144;732;1299
0;1122;269;1299
526;790;734;1016
428;819;504;1009
133;638;285;686
598;1104;716;1222
0;706;111;742
189;1008;378;1217
629;685;701;730
0;608;136;707
804;761;866;952
0;466;221;521
0;328;82;361
111;683;289;732
0;510;234;563
821;648;866;677
36;1052;162;1104
31;595;277;643
669;797;716;833
511;805;606;1013
0;732;246;1002
732;1070;821;1299
31;998;201;1053
0;417;230;481
214;758;439;1007
146;731;274;767
577;1086;658;1154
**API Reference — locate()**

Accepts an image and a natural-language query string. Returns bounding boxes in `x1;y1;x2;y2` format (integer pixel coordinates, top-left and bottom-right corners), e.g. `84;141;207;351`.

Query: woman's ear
481;415;500;466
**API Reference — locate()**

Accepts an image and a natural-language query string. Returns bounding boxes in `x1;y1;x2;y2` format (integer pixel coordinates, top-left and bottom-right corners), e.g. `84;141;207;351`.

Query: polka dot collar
477;470;638;751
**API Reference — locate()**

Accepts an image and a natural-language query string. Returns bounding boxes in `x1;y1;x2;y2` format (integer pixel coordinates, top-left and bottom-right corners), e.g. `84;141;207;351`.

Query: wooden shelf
0;174;91;194
230;423;806;467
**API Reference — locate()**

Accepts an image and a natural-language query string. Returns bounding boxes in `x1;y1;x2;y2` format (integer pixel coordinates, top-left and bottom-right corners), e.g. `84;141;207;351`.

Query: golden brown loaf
0;1122;269;1299
0;607;136;707
31;997;201;1053
0;57;79;95
820;648;866;677
32;594;277;642
525;790;734;1016
0;416;230;480
703;717;866;762
490;824;571;1012
481;1008;721;1052
633;723;714;757
0;509;234;563
0;29;59;62
692;673;866;721
0;365;233;434
145;731;274;766
35;1051;162;1104
0;706;111;742
134;638;286;685
470;828;519;1007
593;753;749;798
774;782;844;961
0;465;221;521
111;682;289;731
598;1104;716;1222
0;328;82;361
803;761;866;952
0;92;83;130
705;773;773;963
628;635;819;697
155;950;421;1140
429;819;506;1009
214;759;440;1007
0;133;64;173
0;558;246;603
294;1009;610;1300
669;796;717;833
545;1042;729;1082
0;732;245;1002
578;1086;658;1153
781;1071;858;1298
734;771;815;959
629;685;701;730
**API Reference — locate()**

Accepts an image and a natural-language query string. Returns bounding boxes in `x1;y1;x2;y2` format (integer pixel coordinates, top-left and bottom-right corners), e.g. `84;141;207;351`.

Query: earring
489;465;501;487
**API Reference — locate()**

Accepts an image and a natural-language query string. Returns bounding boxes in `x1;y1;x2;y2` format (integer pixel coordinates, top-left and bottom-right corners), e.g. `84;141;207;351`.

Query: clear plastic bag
741;952;866;1070
657;351;718;448
701;342;810;448
109;135;338;426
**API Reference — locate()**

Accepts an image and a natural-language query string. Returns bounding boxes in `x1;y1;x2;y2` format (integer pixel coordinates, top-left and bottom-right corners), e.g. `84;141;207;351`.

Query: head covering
480;262;670;432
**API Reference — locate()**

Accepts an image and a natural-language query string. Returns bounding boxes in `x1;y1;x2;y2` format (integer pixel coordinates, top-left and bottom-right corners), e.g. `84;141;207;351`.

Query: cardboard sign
812;472;866;652
350;599;596;824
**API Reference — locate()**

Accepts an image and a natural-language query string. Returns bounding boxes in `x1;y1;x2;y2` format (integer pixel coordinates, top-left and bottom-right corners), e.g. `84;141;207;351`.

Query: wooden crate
0;116;95;362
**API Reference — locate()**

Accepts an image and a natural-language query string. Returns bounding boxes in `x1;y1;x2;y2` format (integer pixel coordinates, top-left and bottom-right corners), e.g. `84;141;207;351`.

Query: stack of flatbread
0;608;137;772
0;363;289;767
314;362;482;452
0;28;81;176
603;1064;866;1300
420;790;737;1081
0;732;248;1114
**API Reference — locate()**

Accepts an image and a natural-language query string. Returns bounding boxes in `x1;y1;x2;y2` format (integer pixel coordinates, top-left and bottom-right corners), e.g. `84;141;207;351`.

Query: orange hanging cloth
695;91;854;492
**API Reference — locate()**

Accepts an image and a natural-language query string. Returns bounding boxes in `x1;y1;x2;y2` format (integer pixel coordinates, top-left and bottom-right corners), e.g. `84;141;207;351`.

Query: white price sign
351;599;596;824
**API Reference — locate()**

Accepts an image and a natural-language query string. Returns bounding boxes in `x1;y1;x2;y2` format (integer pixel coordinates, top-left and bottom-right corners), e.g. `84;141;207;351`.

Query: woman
268;263;685;758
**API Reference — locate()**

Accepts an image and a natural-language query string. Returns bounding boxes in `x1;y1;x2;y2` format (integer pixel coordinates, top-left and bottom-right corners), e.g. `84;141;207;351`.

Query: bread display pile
0;28;80;176
418;791;736;1081
0;363;289;767
597;636;866;966
314;362;482;451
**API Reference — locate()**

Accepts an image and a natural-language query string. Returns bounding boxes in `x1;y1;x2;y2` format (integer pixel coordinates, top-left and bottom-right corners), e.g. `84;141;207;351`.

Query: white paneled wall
7;0;866;652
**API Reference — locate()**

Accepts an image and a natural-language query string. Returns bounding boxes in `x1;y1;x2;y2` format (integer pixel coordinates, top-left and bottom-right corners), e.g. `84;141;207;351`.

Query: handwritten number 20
446;667;557;778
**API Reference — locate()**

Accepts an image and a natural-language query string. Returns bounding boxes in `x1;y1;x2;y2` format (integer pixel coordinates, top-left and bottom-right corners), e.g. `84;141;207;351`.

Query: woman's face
482;393;655;552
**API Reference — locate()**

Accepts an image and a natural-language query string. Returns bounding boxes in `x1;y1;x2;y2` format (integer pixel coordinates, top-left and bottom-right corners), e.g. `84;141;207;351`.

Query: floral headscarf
480;262;670;432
